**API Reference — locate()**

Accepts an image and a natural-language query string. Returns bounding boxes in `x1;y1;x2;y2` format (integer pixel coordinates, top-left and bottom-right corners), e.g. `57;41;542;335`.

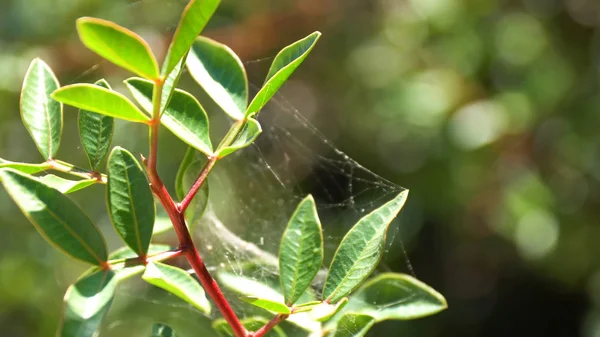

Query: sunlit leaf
20;58;62;160
52;84;149;123
175;147;209;224
246;32;321;116
0;168;107;265
279;195;323;305
161;57;186;113
162;0;220;76
108;244;172;281
77;17;159;79
217;118;262;158
107;147;155;257
143;262;211;314
213;317;287;337
187;36;248;120
78;79;114;170
348;273;447;321
39;174;96;194
0;160;51;174
310;298;347;322
150;323;179;337
327;313;375;337
125;78;213;155
323;190;408;303
241;296;291;314
59;270;117;337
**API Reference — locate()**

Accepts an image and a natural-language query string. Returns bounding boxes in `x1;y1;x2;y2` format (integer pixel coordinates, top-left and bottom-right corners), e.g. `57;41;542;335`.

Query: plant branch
47;159;107;183
108;248;186;270
178;155;217;212
251;314;289;337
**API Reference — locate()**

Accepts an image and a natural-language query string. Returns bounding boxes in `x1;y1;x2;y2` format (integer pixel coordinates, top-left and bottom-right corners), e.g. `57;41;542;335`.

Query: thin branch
178;155;217;212
251;314;289;337
47;159;107;183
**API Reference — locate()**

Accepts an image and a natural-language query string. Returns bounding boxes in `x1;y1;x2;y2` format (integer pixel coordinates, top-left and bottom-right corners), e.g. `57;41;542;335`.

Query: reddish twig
251;314;289;337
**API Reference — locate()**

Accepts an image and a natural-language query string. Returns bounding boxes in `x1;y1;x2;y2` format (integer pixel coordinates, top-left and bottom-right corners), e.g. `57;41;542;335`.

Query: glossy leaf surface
39;175;96;194
187;36;248;120
143;262;211;314
20;58;62;159
217;118;262;158
327;313;375;337
161;57;186;113
213;317;286;337
78;79;114;170
0;169;107;265
59;270;117;337
107;147;155;257
53;84;149;123
246;32;321;116
241;296;291;314
162;0;220;76
323;190;408;303
150;323;179;337
175;147;209;224
77;17;159;79
279;195;323;305
125;78;213;155
0;161;51;174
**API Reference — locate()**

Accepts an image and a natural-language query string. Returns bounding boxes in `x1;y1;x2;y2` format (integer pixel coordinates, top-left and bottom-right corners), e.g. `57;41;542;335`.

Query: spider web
61;0;418;335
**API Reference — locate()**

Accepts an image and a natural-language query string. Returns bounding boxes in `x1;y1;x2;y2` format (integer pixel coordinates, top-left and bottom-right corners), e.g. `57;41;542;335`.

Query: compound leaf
323;190;408;303
125;78;213;156
327;313;375;337
53;84;149;123
107;147;155;257
0;168;107;265
187;36;248;120
59;270;117;337
241;297;291;314
78;79;114;170
143;262;211;314
279;195;323;305
77;17;159;79
0;160;51;175
246;32;321;116
39;175;97;194
162;0;220;76
217;118;261;158
150;323;179;337
20;58;62;160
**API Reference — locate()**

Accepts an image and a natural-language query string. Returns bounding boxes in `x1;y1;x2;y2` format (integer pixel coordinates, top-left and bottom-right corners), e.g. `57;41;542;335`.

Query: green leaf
59;270;117;337
327;313;375;337
78;79;114;170
162;0;220;76
187;36;248;120
213;317;286;337
0;160;51;174
142;262;211;314
77;17;159;79
310;298;348;322
20;58;62;160
323;190;408;303
161;57;186;113
125;78;213;155
349;273;447;321
107;147;155;257
241;296;291;314
246;32;321;116
150;323;179;337
217;118;262;158
52;84;149;123
175;147;209;224
108;244;172;281
279;195;323;305
0;168;107;265
39;175;96;194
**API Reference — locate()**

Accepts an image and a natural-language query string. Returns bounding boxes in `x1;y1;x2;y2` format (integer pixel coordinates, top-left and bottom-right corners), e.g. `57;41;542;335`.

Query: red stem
251;314;289;337
178;155;218;213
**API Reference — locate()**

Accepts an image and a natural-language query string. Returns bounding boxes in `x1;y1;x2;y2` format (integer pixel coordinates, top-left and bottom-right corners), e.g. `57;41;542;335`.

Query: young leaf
0;160;51;174
349;273;447;321
162;0;220;76
246;32;321;116
175;147;209;224
327;313;375;337
151;323;179;337
78;79;114;170
59;270;117;337
20;58;62;160
52;84;149;123
107;147;155;257
217;118;262;158
323;190;408;303
279;195;323;305
213;317;287;337
0;168;108;265
241;296;291;314
309;298;348;322
187;36;248;120
39;174;97;194
125;78;213;156
77;17;159;79
142;262;211;314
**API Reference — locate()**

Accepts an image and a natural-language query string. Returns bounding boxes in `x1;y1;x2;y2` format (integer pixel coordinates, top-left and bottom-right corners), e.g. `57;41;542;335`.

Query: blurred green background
1;0;600;336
